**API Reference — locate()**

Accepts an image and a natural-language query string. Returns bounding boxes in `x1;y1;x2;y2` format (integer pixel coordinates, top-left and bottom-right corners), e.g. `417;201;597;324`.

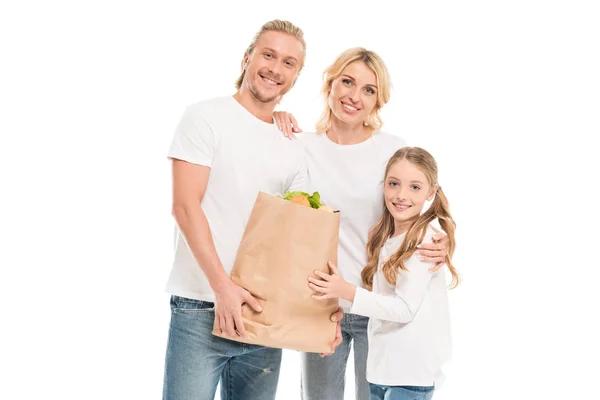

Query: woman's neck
326;118;374;145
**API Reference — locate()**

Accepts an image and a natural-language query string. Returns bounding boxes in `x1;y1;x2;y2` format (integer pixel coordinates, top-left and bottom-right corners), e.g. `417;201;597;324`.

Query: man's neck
233;90;278;124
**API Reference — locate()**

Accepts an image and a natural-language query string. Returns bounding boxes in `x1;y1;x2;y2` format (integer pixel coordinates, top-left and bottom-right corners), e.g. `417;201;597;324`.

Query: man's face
242;30;304;104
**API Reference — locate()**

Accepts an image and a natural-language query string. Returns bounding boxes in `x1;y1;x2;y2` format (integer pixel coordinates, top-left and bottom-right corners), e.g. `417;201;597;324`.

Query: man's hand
320;307;344;357
416;232;449;272
213;280;263;339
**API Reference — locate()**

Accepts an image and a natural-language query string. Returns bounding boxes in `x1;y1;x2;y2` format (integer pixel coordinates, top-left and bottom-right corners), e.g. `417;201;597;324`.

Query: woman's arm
274;111;303;139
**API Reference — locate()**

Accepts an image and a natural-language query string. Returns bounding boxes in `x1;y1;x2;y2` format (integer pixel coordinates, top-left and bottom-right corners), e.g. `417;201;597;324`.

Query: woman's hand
308;261;356;303
274;111;302;139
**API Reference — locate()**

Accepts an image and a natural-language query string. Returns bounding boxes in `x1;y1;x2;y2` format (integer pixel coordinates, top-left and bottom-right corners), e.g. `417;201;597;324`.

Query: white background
1;1;599;399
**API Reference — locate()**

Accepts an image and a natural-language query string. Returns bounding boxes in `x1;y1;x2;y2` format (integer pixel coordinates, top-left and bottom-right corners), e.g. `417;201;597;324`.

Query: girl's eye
388;181;398;187
411;185;421;190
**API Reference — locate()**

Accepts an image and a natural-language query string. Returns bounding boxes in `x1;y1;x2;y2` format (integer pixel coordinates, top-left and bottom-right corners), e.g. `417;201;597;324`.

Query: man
162;20;343;400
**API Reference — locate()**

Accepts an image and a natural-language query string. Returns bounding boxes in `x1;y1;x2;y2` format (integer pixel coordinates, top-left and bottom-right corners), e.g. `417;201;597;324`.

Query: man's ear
242;52;250;70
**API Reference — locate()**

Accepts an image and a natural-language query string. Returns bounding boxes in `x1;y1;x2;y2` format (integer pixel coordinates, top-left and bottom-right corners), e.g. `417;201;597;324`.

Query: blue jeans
301;313;370;400
370;384;435;400
162;295;282;400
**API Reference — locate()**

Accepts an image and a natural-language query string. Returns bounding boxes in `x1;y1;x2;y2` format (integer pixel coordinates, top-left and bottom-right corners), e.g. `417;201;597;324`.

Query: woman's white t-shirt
299;131;406;310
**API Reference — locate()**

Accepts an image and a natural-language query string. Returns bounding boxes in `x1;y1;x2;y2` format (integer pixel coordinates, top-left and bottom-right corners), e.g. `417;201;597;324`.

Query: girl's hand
308;261;356;302
273;111;302;139
416;232;448;272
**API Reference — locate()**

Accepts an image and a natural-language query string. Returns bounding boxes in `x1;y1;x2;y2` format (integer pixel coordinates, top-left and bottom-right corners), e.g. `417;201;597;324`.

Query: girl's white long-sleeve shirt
350;226;452;387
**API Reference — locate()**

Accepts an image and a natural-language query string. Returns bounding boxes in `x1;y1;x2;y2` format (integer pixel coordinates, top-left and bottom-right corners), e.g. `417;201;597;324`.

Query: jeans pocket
171;295;215;313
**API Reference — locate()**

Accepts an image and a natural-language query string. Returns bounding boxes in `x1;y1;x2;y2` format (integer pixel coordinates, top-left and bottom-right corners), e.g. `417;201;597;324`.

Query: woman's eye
411;185;420;190
342;79;352;86
365;87;375;95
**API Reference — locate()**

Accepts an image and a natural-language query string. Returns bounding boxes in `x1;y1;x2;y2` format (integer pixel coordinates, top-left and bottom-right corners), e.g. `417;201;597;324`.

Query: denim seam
172;308;214;313
228;360;234;400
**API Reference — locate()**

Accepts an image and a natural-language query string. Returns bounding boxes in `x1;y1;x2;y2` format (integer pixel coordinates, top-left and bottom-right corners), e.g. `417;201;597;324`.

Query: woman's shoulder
373;130;407;147
294;131;324;148
296;131;321;140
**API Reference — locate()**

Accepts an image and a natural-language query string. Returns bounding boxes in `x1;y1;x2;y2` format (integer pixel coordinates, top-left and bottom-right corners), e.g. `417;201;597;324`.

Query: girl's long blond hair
315;48;391;133
361;147;461;290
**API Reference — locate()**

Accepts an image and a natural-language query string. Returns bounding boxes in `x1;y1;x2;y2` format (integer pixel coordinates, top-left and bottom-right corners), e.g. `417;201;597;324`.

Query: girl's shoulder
422;224;440;244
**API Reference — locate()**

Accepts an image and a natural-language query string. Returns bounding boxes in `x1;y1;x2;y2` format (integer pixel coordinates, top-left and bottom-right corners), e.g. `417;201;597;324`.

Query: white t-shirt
350;226;452;387
165;96;307;302
299;131;406;310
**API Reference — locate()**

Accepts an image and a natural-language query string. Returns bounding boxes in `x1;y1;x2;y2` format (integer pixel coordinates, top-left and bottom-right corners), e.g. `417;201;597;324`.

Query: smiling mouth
259;74;280;86
341;102;359;112
392;202;411;211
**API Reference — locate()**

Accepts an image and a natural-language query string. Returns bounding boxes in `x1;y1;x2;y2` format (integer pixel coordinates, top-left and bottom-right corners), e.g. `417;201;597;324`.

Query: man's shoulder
185;96;233;116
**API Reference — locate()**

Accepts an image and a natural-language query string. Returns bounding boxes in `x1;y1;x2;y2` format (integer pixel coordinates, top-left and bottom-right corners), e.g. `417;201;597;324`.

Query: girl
308;147;460;400
274;48;449;400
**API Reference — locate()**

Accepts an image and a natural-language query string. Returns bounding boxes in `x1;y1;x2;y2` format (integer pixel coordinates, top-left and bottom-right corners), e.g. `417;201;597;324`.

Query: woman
275;48;448;400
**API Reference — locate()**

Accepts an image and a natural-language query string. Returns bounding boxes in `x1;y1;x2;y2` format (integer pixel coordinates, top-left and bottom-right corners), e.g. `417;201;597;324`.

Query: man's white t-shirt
165;96;307;302
299;131;406;310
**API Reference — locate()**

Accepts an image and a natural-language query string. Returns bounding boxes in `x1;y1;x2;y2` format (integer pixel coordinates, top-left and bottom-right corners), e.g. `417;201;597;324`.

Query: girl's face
327;61;378;127
384;160;437;234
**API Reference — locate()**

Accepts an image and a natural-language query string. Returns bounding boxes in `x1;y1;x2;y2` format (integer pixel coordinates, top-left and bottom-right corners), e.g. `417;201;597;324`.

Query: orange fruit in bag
290;194;311;207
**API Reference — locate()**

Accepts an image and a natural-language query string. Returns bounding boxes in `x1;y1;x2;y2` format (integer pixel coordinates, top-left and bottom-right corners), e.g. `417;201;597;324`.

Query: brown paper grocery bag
212;191;340;353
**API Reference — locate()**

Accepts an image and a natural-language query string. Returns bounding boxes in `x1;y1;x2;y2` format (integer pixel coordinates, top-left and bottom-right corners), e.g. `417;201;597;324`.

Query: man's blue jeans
162;295;282;400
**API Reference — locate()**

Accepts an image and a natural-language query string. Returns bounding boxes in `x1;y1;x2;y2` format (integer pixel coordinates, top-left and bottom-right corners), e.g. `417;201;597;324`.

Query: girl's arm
350;252;435;323
309;234;438;324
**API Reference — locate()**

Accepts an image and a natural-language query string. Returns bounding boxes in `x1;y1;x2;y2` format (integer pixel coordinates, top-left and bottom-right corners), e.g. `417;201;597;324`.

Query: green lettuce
282;191;323;209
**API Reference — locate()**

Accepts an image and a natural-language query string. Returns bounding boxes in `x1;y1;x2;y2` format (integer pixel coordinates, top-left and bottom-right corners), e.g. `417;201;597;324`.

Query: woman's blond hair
361;147;461;290
315;48;391;133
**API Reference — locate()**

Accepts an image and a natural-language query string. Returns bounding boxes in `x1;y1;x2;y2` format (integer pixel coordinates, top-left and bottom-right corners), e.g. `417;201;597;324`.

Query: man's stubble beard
246;76;285;104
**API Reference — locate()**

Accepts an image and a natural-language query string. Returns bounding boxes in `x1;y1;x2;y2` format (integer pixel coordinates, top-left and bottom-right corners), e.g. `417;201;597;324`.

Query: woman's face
327;61;379;127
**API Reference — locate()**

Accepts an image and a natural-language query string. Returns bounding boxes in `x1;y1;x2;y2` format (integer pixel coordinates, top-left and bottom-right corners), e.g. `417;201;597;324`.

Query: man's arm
171;159;262;339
